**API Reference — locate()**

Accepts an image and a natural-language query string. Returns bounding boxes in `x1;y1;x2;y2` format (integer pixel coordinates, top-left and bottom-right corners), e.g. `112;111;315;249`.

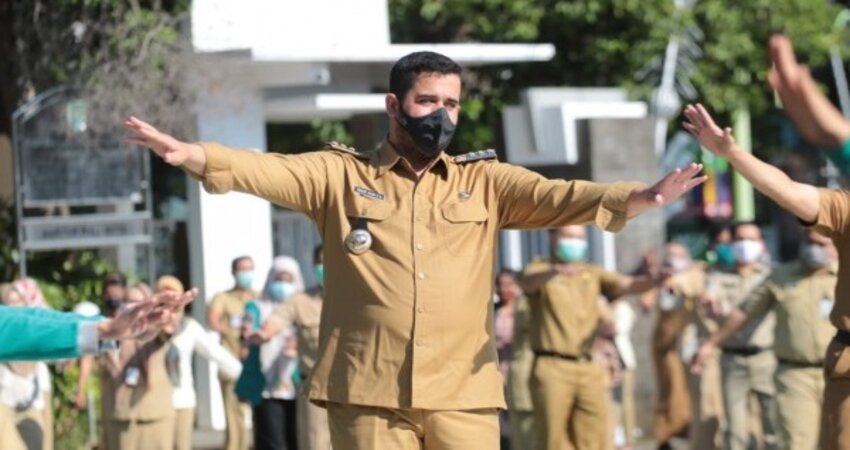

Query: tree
389;0;842;152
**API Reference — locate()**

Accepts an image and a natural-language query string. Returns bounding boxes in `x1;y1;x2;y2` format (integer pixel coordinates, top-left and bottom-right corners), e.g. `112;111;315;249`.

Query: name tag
124;366;140;387
354;186;384;201
658;290;680;312
820;298;834;320
229;315;243;329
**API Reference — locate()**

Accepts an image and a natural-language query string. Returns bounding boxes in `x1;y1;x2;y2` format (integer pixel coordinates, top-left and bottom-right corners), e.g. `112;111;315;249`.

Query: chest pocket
343;194;394;253
439;201;489;256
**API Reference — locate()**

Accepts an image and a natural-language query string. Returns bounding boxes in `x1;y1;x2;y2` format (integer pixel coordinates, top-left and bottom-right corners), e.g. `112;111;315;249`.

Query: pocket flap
441;202;488;223
345;196;393;221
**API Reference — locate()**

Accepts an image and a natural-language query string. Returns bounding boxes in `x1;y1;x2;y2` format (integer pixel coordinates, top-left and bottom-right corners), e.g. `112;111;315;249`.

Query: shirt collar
375;139;450;179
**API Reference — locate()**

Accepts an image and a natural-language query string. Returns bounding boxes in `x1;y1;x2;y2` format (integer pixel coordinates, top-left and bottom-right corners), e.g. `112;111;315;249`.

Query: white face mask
732;239;762;264
665;257;691;273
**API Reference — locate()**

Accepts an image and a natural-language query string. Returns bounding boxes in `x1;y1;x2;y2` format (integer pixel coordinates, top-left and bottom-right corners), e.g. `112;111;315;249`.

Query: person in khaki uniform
699;222;776;450
250;245;331;450
692;229;837;450
125;50;705;449
642;242;698;449
683;102;850;450
100;324;175;449
519;225;660;450
502;273;535;450
207;256;257;450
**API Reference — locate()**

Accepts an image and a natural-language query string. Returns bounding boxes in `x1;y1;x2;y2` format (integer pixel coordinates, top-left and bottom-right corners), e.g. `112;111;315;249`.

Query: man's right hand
690;341;716;374
124;116;207;174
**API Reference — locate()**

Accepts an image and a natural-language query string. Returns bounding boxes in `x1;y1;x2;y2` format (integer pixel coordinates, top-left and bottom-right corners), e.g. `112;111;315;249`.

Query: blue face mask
235;271;254;289
556;238;587;262
269;281;296;301
314;264;325;286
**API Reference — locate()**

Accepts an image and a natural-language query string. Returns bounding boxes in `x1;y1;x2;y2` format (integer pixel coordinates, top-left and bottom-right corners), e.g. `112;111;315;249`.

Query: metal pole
732;106;755;221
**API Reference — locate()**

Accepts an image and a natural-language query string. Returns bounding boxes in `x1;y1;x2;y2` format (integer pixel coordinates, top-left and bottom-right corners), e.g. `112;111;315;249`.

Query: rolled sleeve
489;162;642;231
807;188;850;240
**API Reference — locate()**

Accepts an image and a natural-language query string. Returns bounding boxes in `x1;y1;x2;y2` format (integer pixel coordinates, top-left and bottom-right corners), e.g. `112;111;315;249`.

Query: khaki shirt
524;260;626;357
196;140;641;409
507;296;533;412
808;189;850;331
655;265;704;352
209;288;256;357
705;265;773;350
100;339;173;421
267;288;323;375
741;262;837;364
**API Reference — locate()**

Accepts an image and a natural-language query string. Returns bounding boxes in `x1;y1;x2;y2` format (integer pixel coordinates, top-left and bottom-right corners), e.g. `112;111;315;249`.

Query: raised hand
627;161;706;217
682;103;736;157
124;116;206;173
768;34;850;149
98;288;198;341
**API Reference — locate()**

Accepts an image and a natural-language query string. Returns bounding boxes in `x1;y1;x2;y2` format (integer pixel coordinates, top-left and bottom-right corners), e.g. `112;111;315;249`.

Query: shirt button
417;306;425;313
415;339;424;346
416;243;424;251
417;272;426;280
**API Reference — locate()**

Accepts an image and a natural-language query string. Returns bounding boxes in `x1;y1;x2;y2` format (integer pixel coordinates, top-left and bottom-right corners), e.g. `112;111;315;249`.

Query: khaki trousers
326;402;498;450
774;365;822;450
821;339;850;450
173;408;195;450
688;353;724;450
509;410;535;450
720;351;778;450
221;377;249;450
652;348;691;442
298;395;331;450
104;417;174;450
530;357;609;450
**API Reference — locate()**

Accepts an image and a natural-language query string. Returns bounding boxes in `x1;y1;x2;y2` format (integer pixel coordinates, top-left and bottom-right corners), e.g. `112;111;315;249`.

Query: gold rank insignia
453;149;497;164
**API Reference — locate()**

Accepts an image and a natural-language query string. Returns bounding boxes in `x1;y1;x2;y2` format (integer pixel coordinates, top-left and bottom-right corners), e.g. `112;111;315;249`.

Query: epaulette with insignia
453;149;498;164
324;141;369;160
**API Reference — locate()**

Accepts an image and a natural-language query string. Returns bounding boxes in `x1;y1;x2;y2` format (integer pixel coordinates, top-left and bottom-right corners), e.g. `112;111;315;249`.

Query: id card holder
124;366;140;387
229;315;244;329
820;298;834;320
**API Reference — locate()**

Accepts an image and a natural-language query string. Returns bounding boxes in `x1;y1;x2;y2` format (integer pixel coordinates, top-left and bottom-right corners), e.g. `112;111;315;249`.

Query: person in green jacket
0;285;196;362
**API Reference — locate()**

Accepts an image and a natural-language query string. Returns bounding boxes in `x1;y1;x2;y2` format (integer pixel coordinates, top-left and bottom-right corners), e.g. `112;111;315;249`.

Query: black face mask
104;298;123;311
397;107;456;158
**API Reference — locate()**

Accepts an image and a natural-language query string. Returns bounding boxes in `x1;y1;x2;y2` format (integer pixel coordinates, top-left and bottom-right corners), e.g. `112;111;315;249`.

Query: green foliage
389;0;842;153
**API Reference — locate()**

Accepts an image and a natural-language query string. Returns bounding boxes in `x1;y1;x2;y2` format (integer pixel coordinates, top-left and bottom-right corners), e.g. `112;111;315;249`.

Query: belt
533;350;592;363
777;358;823;368
834;329;850;347
721;346;769;357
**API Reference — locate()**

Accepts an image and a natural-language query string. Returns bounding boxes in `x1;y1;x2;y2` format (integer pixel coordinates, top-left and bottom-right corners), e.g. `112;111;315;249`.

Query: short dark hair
496;268;519;281
731;221;759;236
231;256;252;273
389;52;463;103
103;272;126;288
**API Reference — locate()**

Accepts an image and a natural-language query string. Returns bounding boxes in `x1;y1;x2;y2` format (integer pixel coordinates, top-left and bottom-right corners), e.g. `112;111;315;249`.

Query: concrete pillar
189;86;274;430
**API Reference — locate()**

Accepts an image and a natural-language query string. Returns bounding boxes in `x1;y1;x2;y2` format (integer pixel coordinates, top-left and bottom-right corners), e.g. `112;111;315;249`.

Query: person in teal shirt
0;286;196;361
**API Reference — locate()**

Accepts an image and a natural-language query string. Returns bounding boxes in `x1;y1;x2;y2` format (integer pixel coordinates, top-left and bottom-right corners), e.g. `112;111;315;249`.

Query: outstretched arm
683;103;820;223
768;35;850;150
689;308;749;373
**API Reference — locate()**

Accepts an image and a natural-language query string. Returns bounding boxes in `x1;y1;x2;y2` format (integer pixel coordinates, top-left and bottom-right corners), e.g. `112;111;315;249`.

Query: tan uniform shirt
100;339;173;421
267;288;323;375
524;260;626;357
507;296;533;412
808;189;850;331
741;262;837;364
209;289;256;357
196;140;641;409
705;265;773;350
656;265;704;352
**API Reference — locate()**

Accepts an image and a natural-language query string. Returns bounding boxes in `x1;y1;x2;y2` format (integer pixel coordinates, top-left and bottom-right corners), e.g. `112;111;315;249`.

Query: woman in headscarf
0;283;53;450
239;256;304;450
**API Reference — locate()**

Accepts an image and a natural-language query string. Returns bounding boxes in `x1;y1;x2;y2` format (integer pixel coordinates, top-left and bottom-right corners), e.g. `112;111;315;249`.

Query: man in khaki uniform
250;245;331;450
519;225;659;450
125;51;705;449
644;242;697;449
207;256;257;450
683;101;850;450
700;222;776;450
692;229;837;450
